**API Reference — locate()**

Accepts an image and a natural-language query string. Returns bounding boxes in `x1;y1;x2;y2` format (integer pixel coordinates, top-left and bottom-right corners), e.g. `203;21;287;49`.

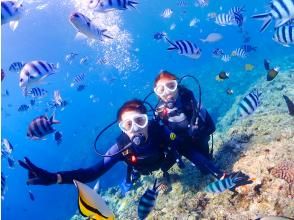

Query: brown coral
271;161;294;184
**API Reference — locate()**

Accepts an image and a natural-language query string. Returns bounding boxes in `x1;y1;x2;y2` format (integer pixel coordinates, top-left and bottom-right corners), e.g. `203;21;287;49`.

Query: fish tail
264;59;270;71
128;1;138;9
251;13;272;32
101;29;113;39
165;37;178;50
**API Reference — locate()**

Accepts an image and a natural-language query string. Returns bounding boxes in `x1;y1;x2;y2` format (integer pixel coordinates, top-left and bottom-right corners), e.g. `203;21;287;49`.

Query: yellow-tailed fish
245;64;254;71
73;180;115;220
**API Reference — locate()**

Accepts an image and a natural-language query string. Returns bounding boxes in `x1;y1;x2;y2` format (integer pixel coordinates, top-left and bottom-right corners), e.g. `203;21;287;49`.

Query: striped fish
165;38;201;59
88;0;138;11
69;12;113;41
215;13;234;26
195;0;209;8
231;48;247;58
18;104;30;112
161;8;173;18
79;56;88;65
1;172;6;200
252;0;294;32
232;11;244;27
1;0;23;31
27;87;48;98
273;25;294;46
65;52;78;64
1;138;13;159
228;6;245;16
238;89;262;118
9;61;25;72
205;171;250;193
221;54;231;62
27;115;60;140
241;44;257;53
212;48;224;58
19;60;58;89
138;179;160;220
71;73;85;87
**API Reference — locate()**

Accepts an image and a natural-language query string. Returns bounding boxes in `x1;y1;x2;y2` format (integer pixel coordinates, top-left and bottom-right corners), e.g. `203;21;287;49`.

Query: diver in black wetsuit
19;100;180;193
153;71;224;178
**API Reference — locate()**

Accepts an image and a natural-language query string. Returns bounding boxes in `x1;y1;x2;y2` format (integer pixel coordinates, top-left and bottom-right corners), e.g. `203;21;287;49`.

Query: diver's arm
58;144;123;184
18;144;123;185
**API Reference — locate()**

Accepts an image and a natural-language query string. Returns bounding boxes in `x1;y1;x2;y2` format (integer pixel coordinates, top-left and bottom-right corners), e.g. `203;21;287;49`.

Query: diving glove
120;179;132;196
18;157;58;185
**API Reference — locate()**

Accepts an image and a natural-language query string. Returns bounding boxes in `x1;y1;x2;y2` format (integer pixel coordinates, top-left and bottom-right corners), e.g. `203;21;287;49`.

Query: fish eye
20;78;23;82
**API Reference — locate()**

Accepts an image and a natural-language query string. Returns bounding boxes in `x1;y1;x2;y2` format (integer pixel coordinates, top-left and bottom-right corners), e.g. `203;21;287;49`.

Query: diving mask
119;114;148;133
154;80;178;96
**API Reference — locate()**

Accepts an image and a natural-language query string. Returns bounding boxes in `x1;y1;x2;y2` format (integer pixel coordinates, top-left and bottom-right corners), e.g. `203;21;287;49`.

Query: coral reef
71;61;294;220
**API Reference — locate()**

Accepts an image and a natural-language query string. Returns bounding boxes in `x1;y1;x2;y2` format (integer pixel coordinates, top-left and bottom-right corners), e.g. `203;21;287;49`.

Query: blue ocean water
1;0;293;219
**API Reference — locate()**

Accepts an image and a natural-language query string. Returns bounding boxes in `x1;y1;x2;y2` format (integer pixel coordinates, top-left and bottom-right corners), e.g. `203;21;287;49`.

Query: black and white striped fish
195;0;209;8
229;6;245;16
273;25;294;46
80;56;89;65
69;12;113;41
165;38;201;59
9;61;25;72
221;54;231;62
18;104;30;112
27;87;48;98
232;11;244;27
88;0;138;11
231;48;247;58
27;115;60;140
238;89;262;118
161;8;173;18
1;172;6;200
138;179;160;220
65;52;78;64
241;44;257;53
215;13;234;26
71;73;85;87
1;0;23;31
1;138;13;159
252;0;294;32
19;60;59;89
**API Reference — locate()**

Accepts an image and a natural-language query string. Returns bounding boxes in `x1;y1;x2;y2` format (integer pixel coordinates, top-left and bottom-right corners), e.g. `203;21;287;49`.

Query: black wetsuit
156;86;223;178
57;120;177;184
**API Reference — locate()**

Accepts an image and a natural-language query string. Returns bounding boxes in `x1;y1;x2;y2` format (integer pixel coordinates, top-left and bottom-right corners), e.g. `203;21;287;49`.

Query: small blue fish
54;131;62;145
28;190;35;201
241;44;257;53
18;104;30;112
138;179;161;220
153;32;166;40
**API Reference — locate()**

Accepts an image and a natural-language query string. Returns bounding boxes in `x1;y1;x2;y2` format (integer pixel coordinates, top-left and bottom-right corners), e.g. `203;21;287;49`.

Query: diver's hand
230;171;253;188
120;179;132;197
18;157;57;185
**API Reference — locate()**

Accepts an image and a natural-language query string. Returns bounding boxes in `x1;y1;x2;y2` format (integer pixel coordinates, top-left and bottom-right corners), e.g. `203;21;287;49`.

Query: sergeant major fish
272;25;294;46
27;115;60;140
215;13;234;26
1;138;13;158
138;179;161;220
9;61;25;72
69;12;113;41
1;0;24;31
252;0;294;32
165;38;201;59
238;89;262;118
19;60;59;90
88;0;138;12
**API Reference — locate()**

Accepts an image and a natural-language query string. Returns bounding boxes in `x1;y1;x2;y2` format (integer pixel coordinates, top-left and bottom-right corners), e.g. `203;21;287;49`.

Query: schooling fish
283;95;294;116
69;12;113;41
153;32;166;40
19;60;58;89
28;190;35;201
212;48;224;58
27;115;60;140
9;61;25;72
241;44;257;53
70;73;85;87
215;13;234;26
27;87;48;98
18;104;30;112
7;156;15;168
226;88;234;95
245;64;255;71
65;52;78;64
1;172;6;200
138;179;161;220
1;0;24;31
205;171;252;193
231;48;247;58
73;180;115;220
272;25;294;47
200;33;223;43
165;38;201;59
88;0;138;12
238;89;262;118
161;8;173;18
221;54;231;62
252;0;294;32
54;131;62;145
1;138;13;158
264;59;279;81
77;84;86;92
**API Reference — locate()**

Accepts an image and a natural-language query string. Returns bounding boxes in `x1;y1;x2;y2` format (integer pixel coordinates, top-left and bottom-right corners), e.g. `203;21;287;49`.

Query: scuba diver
152;70;224;178
18;99;181;195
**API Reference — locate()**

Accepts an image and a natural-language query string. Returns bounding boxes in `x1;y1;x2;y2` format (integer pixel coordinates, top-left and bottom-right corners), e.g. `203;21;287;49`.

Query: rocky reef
71;65;294;220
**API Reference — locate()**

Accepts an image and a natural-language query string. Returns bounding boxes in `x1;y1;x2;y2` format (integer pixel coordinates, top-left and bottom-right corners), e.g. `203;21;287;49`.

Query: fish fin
128;1;138;9
75;32;87;40
50;114;60;124
165;37;178;50
9;21;19;31
275;18;290;28
215;76;222;81
264;59;270;70
101;30;113;39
